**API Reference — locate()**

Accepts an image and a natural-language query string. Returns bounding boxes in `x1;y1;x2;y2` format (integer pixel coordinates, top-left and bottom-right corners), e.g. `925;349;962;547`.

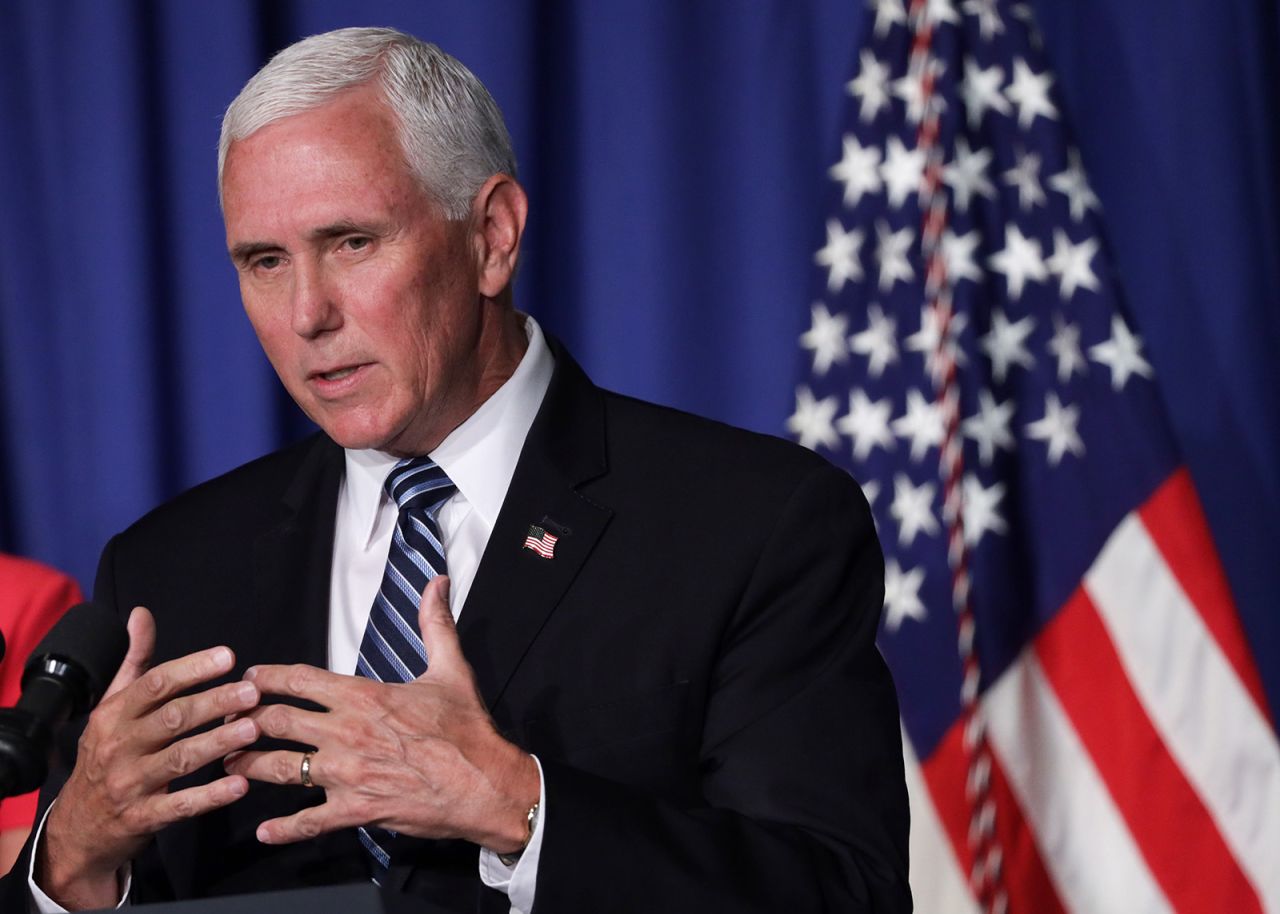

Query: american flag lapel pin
522;524;559;559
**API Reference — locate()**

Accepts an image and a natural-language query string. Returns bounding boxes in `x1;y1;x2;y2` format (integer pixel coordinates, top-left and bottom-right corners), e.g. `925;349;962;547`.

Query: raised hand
36;607;262;910
225;576;539;855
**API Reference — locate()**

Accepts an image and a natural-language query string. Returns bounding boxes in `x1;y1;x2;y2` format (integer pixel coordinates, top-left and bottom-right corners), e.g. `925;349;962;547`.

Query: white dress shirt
31;315;554;914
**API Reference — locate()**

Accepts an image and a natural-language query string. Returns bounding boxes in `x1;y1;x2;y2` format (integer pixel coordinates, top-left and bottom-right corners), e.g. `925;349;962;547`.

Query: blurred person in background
0;555;81;874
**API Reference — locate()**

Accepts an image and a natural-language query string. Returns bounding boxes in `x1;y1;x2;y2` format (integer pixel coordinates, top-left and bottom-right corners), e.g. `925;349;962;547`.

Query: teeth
321;367;357;381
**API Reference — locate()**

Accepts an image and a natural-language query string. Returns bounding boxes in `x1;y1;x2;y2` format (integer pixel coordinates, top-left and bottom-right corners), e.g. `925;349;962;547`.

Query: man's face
222;86;505;455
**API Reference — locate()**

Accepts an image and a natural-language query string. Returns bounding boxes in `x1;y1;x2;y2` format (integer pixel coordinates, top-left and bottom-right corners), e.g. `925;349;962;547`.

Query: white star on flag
981;309;1037;383
1005;58;1058;128
943;136;996;212
869;0;907;37
1026;391;1085;465
837;389;897;460
850;303;900;377
890;472;940;546
814;219;865;292
987;222;1047;300
1089;315;1154;390
1046;230;1100;299
786;386;840;451
830;134;883;208
846;49;893;122
1003;151;1046;211
876;220;916;291
894;60;947;125
962;0;1005;39
799;302;850;375
941;228;982;285
1048;314;1088;382
883;559;927;632
881;136;926;209
906;303;969;385
1049;148;1101;221
962;474;1008;546
924;0;961;26
962;389;1016;465
892;388;945;462
961;61;1010;128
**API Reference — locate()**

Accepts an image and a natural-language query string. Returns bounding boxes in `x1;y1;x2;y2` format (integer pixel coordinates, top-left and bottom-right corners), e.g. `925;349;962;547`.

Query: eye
252;254;284;272
343;236;372;252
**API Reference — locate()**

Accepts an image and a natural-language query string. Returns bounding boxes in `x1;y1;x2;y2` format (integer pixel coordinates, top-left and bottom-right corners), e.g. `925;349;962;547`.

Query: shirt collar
341;315;555;548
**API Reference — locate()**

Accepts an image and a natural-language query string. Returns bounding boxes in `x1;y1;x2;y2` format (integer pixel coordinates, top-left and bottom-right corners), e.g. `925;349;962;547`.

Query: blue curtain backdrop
1;1;1277;720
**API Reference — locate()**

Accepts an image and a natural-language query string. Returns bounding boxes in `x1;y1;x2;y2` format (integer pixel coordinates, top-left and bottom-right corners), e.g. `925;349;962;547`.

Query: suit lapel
458;342;613;712
249;433;344;670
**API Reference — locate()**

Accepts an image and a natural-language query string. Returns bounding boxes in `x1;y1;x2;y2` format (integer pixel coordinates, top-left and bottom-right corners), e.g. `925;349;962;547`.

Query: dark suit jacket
7;343;910;912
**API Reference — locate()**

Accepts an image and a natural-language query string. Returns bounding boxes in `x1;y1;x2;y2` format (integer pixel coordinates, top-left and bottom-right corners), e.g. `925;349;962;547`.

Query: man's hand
225;576;540;854
36;606;262;911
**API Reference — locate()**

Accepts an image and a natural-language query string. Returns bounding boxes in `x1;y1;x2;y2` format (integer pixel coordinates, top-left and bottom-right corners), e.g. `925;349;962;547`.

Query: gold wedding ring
300;751;316;788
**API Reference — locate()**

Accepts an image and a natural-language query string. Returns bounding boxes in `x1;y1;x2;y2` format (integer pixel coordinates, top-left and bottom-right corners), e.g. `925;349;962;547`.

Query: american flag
787;1;1280;911
522;524;559;560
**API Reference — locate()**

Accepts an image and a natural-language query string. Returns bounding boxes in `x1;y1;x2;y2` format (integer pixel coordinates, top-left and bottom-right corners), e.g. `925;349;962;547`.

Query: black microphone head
0;626;6;664
24;602;128;711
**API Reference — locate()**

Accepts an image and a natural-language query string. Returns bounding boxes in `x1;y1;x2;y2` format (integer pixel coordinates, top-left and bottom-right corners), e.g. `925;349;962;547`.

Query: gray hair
218;27;515;220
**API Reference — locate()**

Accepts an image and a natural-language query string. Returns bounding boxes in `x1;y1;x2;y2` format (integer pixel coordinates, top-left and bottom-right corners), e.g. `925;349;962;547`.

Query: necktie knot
384;456;456;515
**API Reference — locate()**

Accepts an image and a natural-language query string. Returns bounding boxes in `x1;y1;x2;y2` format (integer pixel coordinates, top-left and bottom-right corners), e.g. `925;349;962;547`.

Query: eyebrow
228;240;279;265
228;221;388;265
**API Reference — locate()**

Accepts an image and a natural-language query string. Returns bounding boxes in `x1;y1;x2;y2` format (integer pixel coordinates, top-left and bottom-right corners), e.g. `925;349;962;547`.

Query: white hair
218;27;515;220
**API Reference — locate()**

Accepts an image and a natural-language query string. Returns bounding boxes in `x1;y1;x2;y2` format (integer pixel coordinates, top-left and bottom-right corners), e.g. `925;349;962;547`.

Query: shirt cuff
478;755;545;914
28;800;131;912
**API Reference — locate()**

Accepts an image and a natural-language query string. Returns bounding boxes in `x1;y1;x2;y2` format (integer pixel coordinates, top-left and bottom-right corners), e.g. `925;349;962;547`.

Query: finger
133;680;260;749
417;575;465;678
120;645;237;719
140;717;261;787
225;749;321;788
102;606;156;701
241;701;335;746
142;774;250;830
243;662;367;707
257;803;345;845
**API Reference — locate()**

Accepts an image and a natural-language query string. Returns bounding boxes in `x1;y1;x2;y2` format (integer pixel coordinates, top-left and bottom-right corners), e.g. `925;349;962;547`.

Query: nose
290;258;341;338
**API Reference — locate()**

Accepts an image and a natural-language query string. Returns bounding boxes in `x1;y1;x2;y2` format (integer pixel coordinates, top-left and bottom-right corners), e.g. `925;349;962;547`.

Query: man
8;27;909;913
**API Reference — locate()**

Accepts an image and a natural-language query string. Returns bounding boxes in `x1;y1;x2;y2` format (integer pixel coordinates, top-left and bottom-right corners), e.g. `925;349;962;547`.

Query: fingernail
224;750;243;768
234;719;257;740
213;647;233;668
228;778;248;797
244;666;259;681
237;682;257;702
439;576;451;602
257;825;272;844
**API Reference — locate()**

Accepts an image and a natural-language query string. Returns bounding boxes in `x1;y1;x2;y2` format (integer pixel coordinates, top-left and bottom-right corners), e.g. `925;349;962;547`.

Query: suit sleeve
532;463;911;913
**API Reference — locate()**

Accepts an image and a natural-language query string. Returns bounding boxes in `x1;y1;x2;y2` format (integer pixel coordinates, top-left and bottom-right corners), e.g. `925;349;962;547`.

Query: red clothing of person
0;554;82;831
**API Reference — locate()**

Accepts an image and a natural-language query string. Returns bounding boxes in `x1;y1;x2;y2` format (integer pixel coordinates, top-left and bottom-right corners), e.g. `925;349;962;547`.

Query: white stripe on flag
1085;514;1280;909
986;653;1173;914
902;729;980;914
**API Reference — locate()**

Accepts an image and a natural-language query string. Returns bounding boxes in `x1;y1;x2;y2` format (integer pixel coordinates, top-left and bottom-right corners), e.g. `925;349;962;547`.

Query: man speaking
8;27;909;913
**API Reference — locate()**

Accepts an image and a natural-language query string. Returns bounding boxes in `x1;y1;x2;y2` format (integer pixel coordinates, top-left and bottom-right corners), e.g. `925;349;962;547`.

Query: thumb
417;575;464;678
102;605;156;700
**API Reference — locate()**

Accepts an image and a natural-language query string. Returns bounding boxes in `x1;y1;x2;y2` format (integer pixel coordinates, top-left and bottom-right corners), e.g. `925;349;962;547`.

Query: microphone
0;626;6;664
0;602;128;798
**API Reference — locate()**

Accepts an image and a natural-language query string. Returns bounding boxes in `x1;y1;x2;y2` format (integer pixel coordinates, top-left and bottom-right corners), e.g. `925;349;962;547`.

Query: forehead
221;89;430;238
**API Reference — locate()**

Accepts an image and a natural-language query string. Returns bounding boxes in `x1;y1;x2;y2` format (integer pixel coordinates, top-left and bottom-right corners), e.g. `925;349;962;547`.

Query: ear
471;174;528;298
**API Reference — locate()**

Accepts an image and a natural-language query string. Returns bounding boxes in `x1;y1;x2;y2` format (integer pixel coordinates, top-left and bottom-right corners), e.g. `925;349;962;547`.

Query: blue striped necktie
355;455;456;870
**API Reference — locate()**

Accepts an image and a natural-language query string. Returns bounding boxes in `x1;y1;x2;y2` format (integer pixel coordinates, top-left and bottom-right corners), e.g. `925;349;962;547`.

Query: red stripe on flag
1035;585;1262;914
922;718;1067;914
1138;468;1272;721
